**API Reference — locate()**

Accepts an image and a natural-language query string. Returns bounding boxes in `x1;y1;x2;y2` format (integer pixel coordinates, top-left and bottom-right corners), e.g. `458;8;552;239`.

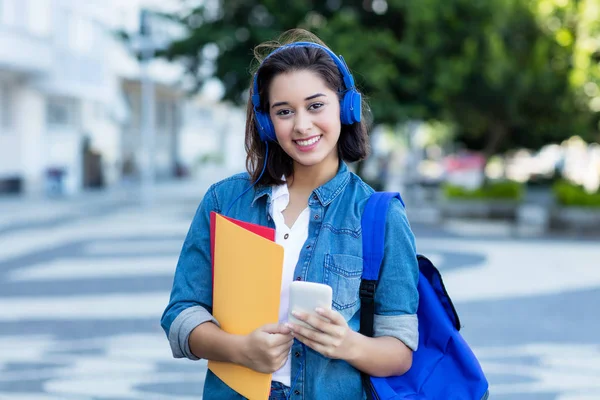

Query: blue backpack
360;192;489;400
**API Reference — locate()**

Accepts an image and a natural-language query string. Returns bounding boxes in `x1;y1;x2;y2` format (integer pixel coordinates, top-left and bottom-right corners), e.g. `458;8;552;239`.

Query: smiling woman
161;28;421;400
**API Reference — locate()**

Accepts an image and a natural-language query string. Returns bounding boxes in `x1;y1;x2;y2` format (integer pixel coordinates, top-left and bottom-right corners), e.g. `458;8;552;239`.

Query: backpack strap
360;192;404;336
360;192;404;399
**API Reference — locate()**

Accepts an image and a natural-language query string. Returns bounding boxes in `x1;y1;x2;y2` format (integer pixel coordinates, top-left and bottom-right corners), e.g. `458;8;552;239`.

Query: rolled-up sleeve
168;305;220;359
160;185;220;359
373;198;419;351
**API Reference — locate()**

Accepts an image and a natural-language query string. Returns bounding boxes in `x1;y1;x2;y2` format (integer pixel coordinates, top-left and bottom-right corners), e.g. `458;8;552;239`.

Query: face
268;69;341;172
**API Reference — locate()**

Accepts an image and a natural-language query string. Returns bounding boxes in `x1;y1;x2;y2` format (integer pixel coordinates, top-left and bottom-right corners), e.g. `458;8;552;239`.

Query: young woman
161;29;419;400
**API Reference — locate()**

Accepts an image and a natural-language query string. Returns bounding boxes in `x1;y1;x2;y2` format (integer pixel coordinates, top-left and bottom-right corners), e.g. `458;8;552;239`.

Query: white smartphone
288;281;333;330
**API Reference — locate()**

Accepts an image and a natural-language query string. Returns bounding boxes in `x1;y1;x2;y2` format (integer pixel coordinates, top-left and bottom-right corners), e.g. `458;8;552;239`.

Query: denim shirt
161;162;419;400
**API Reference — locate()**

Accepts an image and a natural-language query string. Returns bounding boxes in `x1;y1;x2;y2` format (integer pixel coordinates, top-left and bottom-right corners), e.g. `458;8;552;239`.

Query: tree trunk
484;122;509;158
481;122;510;184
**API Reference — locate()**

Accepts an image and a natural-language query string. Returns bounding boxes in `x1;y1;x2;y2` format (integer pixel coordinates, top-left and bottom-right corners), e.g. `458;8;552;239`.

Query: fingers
291;327;340;359
246;325;294;374
285;308;351;360
268;332;294;348
290;310;345;337
315;307;345;325
272;332;294;348
274;340;293;357
288;321;329;346
277;323;293;335
260;323;283;334
261;323;293;337
264;339;292;372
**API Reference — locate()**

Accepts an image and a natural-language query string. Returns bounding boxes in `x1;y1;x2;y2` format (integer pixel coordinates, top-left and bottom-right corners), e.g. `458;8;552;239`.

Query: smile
294;136;322;147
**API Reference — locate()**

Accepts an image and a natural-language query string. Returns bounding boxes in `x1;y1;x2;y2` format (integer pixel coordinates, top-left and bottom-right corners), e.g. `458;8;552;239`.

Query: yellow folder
209;212;284;400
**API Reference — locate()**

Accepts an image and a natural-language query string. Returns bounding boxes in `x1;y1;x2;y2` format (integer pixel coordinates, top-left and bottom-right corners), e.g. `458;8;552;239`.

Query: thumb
278;324;292;335
260;323;282;334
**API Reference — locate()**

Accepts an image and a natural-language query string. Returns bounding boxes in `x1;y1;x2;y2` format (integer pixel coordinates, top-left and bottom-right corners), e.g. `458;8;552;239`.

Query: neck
288;154;339;193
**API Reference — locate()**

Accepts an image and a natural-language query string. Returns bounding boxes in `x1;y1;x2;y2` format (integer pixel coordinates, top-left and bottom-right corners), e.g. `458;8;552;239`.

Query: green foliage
443;180;524;201
157;0;599;154
553;180;600;208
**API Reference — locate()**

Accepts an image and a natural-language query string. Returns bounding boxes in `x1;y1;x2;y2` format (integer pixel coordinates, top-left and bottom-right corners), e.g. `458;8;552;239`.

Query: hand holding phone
288;281;333;330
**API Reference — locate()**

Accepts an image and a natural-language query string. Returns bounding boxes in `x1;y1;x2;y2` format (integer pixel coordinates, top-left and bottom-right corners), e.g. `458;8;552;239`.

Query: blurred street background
1;0;600;399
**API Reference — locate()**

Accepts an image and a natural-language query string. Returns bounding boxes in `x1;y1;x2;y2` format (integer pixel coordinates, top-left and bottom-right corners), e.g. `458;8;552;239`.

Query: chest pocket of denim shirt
324;254;363;320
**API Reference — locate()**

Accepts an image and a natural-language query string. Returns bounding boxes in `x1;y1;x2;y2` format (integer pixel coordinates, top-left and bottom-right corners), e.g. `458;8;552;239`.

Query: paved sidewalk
1;170;600;399
0;176;217;235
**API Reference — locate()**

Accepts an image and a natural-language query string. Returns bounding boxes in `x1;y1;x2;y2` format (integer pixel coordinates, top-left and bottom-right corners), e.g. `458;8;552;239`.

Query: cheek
272;119;293;140
318;112;342;137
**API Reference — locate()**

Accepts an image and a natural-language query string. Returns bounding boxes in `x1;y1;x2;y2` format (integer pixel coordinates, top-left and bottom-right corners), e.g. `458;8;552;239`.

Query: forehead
268;69;334;101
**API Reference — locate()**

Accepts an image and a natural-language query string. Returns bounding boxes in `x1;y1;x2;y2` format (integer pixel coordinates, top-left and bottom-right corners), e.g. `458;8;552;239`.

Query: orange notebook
208;212;284;400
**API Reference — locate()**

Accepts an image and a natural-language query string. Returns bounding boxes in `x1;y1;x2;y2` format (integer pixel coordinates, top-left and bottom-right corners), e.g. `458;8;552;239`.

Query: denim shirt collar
252;161;351;207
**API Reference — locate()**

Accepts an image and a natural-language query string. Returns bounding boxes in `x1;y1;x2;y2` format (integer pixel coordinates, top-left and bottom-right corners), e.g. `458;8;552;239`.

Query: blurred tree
161;0;598;156
571;0;600;141
423;0;595;155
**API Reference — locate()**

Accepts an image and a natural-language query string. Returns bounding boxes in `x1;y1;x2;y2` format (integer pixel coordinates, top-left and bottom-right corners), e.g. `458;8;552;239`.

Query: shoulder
348;171;375;197
342;172;404;214
339;171;375;206
344;172;409;226
210;172;251;191
203;172;252;211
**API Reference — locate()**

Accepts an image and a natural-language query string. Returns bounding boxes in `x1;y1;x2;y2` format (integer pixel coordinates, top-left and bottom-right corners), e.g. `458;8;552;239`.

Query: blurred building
0;0;122;195
0;0;239;197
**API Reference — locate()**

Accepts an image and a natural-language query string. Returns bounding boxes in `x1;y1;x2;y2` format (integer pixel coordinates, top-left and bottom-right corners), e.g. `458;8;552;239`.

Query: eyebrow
271;93;326;109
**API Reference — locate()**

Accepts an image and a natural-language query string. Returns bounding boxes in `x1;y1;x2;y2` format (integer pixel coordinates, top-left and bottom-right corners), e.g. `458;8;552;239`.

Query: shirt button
314;214;320;220
284;233;289;240
295;276;302;281
294;390;301;395
295;351;300;357
306;245;311;249
312;194;318;200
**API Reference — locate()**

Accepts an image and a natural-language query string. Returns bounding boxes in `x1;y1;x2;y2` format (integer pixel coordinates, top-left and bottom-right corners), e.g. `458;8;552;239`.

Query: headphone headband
252;41;362;142
252;42;355;109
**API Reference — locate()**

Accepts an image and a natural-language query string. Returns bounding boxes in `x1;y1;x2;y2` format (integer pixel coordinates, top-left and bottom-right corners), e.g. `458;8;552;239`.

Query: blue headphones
251;41;362;143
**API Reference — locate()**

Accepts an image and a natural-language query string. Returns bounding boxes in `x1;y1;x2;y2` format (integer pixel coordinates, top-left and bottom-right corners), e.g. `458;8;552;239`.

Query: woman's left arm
289;307;413;376
288;197;419;376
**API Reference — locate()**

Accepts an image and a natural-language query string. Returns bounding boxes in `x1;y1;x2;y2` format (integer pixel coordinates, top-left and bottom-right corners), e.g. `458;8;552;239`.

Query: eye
275;109;292;116
308;102;324;111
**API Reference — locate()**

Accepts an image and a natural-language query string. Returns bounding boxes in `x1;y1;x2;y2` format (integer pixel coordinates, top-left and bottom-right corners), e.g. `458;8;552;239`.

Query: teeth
296;136;321;147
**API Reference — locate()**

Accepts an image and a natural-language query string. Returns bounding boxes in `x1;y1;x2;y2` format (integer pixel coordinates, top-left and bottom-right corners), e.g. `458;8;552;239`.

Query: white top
269;182;310;387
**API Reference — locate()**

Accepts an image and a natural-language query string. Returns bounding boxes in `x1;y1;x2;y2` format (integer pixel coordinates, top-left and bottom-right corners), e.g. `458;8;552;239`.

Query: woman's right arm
190;321;293;373
160;184;221;360
160;184;292;372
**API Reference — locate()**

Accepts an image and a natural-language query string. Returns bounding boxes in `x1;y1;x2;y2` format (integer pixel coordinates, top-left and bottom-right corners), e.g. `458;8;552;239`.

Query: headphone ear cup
340;90;362;125
350;90;362;124
254;110;277;142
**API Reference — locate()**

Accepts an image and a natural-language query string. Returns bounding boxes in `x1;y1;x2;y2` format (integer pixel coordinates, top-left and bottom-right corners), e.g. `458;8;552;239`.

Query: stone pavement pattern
0;179;599;400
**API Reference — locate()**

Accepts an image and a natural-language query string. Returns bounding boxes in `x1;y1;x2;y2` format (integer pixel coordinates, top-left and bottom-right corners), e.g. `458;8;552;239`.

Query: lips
294;135;322;147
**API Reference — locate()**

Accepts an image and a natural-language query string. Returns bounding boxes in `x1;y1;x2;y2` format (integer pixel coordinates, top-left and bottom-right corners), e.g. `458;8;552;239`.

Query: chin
292;152;336;168
292;157;324;167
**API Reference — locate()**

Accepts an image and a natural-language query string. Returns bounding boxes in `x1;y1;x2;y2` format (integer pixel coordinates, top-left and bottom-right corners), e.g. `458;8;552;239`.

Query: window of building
47;97;79;128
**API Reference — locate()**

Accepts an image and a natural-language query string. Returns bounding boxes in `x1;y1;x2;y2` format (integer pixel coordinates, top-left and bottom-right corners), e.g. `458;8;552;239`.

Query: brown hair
244;29;371;186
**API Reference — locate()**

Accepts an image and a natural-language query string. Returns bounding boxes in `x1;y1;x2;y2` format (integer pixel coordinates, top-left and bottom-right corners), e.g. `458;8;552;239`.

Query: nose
293;110;313;135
